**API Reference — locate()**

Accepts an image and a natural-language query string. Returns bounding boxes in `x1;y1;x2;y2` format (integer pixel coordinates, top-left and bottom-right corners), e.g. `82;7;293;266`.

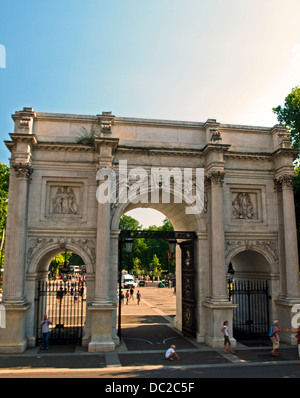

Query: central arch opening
115;205;199;350
35;249;87;348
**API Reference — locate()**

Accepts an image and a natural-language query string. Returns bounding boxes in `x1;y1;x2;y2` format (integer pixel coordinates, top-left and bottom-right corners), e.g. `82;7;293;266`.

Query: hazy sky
1;0;300;226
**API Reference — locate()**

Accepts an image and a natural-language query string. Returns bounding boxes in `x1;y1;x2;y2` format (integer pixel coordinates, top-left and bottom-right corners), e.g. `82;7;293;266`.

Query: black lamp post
168;239;177;255
60;248;69;283
227;262;235;300
118;237;133;339
168;239;176;274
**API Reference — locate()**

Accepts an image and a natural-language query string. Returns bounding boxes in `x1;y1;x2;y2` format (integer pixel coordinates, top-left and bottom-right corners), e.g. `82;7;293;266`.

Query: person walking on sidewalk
40;314;52;350
130;287;134;301
221;321;235;354
285;326;300;363
270;320;282;357
136;290;141;305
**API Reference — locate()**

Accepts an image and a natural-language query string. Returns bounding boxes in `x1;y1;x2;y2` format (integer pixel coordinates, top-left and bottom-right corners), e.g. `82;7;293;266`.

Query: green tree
273;86;300;154
149;254;161;278
294;167;300;255
273;88;300;256
0;163;9;269
119;214;142;231
118;214;174;274
49;252;72;277
119;215;143;272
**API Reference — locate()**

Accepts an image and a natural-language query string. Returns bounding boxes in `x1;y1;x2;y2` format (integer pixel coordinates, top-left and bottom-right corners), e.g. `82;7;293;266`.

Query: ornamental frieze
225;239;278;263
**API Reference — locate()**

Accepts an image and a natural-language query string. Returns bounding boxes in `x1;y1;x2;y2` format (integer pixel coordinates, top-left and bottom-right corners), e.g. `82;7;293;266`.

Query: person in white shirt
221;321;235;354
165;345;180;361
40;314;52;350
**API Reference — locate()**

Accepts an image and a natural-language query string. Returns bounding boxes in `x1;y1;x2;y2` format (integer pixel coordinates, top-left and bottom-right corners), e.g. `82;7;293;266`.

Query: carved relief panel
228;185;266;224
40;178;88;222
51;186;79;215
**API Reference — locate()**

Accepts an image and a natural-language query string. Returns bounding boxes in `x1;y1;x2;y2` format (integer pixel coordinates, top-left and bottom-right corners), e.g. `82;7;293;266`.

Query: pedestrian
130;287;134;301
285;326;300;363
74;289;79;305
269;320;282;357
136;290;141;305
165;345;180;361
221;321;235;354
40;314;52;350
120;291;125;306
126;290;130;305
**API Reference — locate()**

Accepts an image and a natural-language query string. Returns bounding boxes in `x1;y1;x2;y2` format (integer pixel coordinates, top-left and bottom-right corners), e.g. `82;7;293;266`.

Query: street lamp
227;262;235;283
125;237;133;255
168;239;177;255
227;262;235;300
168;239;177;275
118;236;133;339
60;248;69;283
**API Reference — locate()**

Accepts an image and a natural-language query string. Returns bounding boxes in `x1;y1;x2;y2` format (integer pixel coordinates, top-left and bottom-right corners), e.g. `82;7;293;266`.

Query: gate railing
230;280;270;339
36;280;85;345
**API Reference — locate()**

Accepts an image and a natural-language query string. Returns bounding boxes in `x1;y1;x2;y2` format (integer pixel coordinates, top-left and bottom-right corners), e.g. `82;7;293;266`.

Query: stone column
92;186;112;306
208;171;228;301
0;107;36;353
202;141;236;348
276;174;300;298
88;137;119;352
3;163;33;304
110;229;120;344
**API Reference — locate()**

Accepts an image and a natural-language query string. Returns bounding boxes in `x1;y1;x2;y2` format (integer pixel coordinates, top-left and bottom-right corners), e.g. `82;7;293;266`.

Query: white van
122;274;137;288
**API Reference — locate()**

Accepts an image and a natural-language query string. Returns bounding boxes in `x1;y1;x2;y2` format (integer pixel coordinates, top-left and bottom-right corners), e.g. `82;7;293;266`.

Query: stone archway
110;187;207;335
1;107;299;352
24;237;95;348
227;248;275;340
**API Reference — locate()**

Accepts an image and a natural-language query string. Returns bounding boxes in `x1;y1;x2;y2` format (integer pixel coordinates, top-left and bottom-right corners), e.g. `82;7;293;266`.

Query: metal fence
36;280;86;345
230;280;270;340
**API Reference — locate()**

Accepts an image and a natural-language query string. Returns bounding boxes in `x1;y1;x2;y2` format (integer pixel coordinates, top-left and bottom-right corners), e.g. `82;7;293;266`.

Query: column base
203;299;237;348
87;304;116;352
275;296;300;345
0;302;30;354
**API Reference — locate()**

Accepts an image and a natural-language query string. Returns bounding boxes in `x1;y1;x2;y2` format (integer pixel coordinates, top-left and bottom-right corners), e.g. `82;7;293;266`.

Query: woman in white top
221;321;235;354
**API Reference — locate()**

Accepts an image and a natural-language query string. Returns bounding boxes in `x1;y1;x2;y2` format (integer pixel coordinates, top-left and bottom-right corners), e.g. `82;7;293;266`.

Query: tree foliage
0;163;9;268
273;86;300;154
119;214;175;277
273;87;300;255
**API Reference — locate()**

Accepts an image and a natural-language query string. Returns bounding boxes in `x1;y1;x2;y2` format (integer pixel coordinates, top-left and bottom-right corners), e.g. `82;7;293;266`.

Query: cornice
34;142;94;152
115;145;203;158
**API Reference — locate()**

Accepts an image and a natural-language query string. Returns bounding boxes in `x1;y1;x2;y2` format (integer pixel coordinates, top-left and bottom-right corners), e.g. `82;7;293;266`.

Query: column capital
205;170;225;187
274;174;295;189
12;162;33;179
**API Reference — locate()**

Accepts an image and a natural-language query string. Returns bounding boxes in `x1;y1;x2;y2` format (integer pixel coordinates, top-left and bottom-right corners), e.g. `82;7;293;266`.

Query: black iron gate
36;280;85;345
119;230;197;339
180;240;196;338
230;280;270;340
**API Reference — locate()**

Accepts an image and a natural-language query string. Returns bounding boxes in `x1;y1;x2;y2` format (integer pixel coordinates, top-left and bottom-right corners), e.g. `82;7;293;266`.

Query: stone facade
0;107;299;352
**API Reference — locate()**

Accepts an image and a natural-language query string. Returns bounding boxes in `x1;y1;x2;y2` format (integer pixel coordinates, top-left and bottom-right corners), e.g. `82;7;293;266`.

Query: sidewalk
0;284;299;373
0;339;298;375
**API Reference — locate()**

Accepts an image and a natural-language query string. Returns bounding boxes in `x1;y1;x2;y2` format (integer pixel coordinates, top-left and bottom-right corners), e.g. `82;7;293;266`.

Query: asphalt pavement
0;283;300;378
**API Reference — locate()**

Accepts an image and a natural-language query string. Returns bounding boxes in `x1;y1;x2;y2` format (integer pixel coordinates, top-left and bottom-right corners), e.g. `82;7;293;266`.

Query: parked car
122;274;138;288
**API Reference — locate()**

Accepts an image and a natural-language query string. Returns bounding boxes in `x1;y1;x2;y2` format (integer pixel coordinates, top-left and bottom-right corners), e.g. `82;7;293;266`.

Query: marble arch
1;107;299;353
